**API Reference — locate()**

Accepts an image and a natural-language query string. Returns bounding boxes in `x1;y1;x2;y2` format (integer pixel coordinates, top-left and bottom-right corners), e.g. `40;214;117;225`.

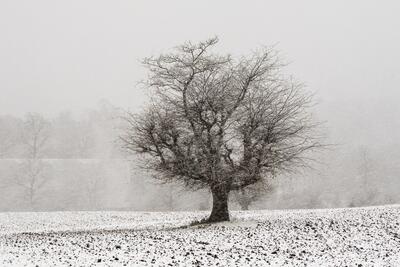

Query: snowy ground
0;206;399;266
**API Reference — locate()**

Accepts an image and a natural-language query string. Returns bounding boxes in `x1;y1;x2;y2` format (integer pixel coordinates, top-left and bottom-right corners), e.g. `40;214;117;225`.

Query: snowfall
0;205;399;266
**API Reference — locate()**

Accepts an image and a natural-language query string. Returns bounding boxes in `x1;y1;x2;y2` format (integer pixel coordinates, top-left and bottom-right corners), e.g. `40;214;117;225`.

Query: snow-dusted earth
0;206;399;266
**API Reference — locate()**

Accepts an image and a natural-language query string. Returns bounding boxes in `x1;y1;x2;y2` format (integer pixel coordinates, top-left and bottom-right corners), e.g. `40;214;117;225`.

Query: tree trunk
207;186;230;222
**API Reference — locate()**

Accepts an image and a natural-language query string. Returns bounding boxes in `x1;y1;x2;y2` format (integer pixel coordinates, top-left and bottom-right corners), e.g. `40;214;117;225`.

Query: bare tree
358;147;375;188
122;37;322;222
162;184;176;211
20;113;50;159
51;112;95;158
351;147;378;206
233;181;272;210
0;116;20;158
13;159;51;208
13;113;51;209
81;161;106;210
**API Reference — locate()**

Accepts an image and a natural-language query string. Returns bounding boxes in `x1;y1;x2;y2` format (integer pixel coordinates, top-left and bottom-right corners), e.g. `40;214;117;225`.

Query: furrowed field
1;205;399;266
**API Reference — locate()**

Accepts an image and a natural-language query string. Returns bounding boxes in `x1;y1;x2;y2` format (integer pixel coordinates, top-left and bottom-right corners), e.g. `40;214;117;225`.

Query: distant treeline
0;102;399;211
0;103;209;211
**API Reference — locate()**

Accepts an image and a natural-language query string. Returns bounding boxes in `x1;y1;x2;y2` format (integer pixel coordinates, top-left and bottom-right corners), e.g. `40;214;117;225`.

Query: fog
0;0;399;211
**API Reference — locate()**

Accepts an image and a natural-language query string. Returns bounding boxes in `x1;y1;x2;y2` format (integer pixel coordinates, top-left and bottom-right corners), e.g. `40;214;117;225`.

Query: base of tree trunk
207;187;230;223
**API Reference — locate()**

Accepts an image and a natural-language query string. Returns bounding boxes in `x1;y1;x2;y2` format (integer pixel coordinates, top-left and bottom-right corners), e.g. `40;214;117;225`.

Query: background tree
233;181;272;210
81;161;106;210
162;184;176;211
51;112;95;159
0;116;20;158
0;116;20;199
13;113;52;209
350;147;378;207
117;38;321;222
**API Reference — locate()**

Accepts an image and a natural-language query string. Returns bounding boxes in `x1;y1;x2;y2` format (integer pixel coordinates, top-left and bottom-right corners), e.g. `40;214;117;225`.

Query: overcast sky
1;0;399;146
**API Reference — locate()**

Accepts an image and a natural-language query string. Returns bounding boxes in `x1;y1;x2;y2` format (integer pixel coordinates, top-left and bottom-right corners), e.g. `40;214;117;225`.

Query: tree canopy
122;37;322;222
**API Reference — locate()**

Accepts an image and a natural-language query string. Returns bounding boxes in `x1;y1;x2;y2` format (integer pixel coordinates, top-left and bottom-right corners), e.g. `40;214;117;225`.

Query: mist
1;0;400;211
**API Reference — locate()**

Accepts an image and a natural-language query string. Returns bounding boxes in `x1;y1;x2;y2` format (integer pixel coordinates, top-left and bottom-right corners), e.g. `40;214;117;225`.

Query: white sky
1;0;400;146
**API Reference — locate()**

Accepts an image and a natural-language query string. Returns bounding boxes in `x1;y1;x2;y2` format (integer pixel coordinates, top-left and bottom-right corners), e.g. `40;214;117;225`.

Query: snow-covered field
0;206;399;266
